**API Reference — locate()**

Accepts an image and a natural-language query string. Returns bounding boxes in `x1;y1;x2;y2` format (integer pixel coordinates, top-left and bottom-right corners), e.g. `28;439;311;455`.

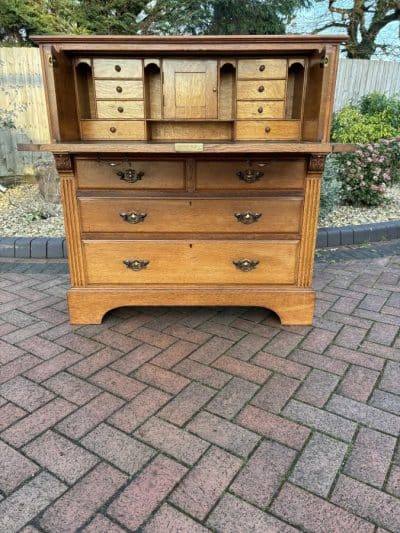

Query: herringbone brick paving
0;243;400;532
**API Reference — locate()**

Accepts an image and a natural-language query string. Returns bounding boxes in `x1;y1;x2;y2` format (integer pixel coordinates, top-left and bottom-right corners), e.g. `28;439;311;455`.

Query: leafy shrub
335;138;400;207
331;92;400;144
359;93;400;130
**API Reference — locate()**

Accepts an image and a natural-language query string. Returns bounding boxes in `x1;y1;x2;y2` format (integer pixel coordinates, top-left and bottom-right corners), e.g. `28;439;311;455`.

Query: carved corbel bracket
308;154;326;174
54;153;73;172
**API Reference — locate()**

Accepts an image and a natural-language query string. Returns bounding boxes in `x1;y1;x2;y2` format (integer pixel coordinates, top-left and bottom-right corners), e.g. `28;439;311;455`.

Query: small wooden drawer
78;197;303;234
237;80;286;100
238;59;287;79
237;100;285;119
93;59;142;79
96;100;144;119
80;120;145;140
94;80;143;99
83;240;299;285
75;159;185;190
236;120;300;141
195;159;305;191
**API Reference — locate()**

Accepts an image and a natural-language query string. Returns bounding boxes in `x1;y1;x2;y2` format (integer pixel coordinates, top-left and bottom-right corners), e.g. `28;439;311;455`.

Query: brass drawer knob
258;106;263;114
115;65;121;72
117;106;124;113
233;259;259;272
116;168;145;183
110;127;117;133
234;211;262;224
259;65;265;71
116;86;123;93
258;85;265;92
265;126;271;133
236;168;264;183
120;211;147;224
123;259;149;271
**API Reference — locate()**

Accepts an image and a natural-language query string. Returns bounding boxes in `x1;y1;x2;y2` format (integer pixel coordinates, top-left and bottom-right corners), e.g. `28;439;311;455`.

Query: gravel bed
0;182;399;237
0;184;64;237
319;183;400;227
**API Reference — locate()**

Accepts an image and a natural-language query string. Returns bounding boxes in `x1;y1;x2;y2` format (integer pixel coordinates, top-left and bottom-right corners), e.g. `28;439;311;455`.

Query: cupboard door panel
163;60;218;119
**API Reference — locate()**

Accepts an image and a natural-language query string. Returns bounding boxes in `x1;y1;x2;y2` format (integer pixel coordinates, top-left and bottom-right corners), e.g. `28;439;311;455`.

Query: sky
288;1;400;61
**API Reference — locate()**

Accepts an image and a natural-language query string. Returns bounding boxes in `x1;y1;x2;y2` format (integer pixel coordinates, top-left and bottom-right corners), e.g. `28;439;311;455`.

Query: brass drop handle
116;168;145;183
265;126;271;133
116;86;123;93
234;211;262;224
236;168;264;183
110;127;117;133
233;259;259;272
115;65;121;72
259;65;265;72
120;211;147;224
258;85;265;92
258;106;263;114
123;259;149;271
117;106;124;113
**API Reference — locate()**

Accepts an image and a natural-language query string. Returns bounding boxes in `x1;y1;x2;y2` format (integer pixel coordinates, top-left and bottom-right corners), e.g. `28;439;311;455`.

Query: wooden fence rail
0;49;399;178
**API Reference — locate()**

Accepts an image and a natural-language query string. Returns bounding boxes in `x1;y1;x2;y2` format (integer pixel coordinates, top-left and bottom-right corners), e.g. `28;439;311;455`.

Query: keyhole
189;243;193;248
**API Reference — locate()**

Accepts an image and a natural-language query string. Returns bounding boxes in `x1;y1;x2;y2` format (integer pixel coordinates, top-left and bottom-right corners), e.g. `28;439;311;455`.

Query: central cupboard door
163;60;218;119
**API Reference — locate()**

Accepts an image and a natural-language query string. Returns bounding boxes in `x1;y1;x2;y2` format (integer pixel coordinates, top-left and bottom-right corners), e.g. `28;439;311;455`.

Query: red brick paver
0;250;400;531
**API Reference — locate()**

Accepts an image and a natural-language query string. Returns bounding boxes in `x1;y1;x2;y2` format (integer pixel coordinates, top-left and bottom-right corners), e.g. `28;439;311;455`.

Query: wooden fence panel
334;58;400;111
0;47;51;179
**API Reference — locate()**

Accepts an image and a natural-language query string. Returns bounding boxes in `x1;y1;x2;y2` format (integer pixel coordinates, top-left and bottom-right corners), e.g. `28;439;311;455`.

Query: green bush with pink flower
335;138;400;207
323;93;400;211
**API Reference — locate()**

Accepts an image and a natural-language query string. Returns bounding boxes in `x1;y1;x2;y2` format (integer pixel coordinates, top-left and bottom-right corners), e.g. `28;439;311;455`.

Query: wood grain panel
60;174;85;286
196;159;306;190
238;59;287;79
236;120;300;141
297;175;322;287
96;100;144;119
237;80;286;100
83;240;299;285
75;158;185;190
150;121;232;141
94;79;143;99
78;197;303;234
93;59;142;79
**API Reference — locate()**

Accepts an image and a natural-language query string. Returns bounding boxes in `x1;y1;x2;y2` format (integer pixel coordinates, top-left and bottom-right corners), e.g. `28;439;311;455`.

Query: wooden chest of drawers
21;35;345;325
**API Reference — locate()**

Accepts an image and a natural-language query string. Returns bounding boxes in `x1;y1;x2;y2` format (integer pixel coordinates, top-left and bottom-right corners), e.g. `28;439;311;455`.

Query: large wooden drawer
78;197;303;234
236;120;300;141
238;59;287;79
83;240;299;285
237;80;286;100
195;159;306;190
75;159;186;190
80;120;145;140
94;80;143;99
93;59;143;79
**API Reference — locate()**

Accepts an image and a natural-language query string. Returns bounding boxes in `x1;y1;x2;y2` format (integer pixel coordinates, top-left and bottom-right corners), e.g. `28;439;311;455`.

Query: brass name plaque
174;143;204;152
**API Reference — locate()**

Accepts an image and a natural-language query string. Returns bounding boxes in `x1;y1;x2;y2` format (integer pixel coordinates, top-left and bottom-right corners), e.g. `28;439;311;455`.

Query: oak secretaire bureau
20;35;346;325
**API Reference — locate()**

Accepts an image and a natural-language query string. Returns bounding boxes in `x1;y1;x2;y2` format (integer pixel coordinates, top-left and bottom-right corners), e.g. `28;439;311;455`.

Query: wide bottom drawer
83;240;299;285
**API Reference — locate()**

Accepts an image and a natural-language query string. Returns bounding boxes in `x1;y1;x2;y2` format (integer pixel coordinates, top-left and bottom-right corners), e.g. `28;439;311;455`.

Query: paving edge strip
0;220;400;258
